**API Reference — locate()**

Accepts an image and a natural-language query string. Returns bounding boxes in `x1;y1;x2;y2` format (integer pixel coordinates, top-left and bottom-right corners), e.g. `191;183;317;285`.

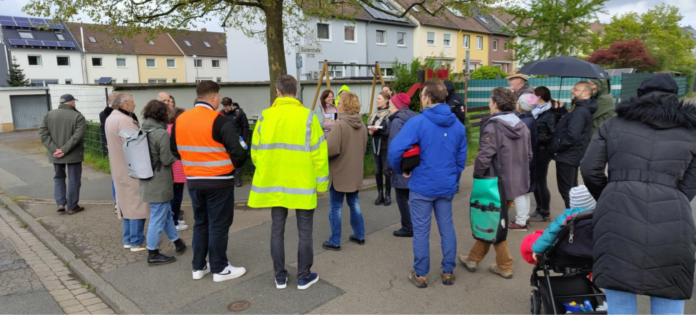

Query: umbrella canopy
518;56;609;79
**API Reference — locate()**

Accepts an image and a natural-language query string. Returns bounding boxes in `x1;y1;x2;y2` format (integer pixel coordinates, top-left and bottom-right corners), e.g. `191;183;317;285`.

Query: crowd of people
36;71;696;314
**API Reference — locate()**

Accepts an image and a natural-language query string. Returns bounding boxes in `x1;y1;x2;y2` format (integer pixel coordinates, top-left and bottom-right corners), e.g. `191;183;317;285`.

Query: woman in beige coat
105;93;150;252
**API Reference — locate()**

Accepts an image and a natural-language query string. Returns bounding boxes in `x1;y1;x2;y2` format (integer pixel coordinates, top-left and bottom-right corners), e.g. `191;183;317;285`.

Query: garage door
11;95;50;130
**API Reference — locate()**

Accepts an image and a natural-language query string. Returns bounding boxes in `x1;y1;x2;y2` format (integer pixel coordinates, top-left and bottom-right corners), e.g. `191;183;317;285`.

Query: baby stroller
530;211;606;315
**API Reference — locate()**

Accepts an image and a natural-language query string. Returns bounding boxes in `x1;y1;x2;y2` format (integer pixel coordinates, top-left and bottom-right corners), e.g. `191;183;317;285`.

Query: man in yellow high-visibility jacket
248;75;328;290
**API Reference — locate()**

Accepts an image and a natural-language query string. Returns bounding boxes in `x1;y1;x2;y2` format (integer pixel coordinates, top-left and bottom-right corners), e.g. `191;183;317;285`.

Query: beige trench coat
105;110;150;220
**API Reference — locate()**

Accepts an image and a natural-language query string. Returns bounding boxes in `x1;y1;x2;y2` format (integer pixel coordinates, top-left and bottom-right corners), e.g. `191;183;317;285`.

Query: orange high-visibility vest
175;105;234;179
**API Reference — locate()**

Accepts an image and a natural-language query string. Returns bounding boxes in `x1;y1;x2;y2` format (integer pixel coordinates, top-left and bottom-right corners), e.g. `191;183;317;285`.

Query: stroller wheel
530;288;542;315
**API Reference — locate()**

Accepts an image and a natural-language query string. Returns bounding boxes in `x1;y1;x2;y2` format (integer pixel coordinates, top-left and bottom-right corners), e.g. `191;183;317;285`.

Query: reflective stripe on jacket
175;105;234;179
247;97;329;210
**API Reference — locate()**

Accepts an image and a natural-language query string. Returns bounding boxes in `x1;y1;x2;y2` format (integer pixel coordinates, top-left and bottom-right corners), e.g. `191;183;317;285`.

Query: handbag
469;121;508;244
401;145;420;173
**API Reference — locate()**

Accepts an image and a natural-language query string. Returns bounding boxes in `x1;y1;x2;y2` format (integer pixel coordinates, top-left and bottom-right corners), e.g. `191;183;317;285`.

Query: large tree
24;0;512;100
587;40;657;72
6;56;31;87
507;0;607;64
595;4;695;74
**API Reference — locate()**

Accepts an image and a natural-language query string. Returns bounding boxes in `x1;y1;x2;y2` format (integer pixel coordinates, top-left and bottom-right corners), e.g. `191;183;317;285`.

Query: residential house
447;7;492;74
131;32;185;84
302;2;415;80
473;11;514;74
169;29;228;83
0;16;83;86
66;23;139;84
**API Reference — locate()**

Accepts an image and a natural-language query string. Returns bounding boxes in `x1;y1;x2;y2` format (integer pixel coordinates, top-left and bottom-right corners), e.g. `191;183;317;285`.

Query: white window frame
56;56;70;67
19;31;34;39
167;59;176;68
194;59;203;68
493;39;498;51
92;57;103;67
344;24;357;43
426;32;436;46
317;22;331;42
325;62;345;78
476;36;483;50
146;58;156;68
28;55;42;66
148;78;167;84
212;59;220;68
184;40;191;47
443;33;451;47
376;29;387;45
116;58;127;68
463;34;470;49
56;32;65;40
397;31;406;47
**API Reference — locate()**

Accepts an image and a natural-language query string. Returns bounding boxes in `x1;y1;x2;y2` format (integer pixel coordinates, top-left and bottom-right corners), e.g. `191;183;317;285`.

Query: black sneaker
393;229;414;237
67;205;84;215
322;241;341;251
529;211;549;222
349;235;365;245
174;239;187;255
147;250;176;266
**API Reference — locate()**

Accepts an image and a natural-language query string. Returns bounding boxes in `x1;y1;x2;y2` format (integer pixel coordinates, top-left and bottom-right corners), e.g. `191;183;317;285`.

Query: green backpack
470;121;508;244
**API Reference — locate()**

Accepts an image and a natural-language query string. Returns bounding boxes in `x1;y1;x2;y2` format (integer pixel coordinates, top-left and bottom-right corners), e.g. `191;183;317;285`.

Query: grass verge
84;151;111;174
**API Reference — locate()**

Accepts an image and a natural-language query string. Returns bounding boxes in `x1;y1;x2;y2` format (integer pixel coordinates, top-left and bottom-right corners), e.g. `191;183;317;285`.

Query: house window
493;39;498;51
504;41;509;52
116;58;126;67
476;36;483;50
18;31;34;39
427;32;435;46
216;77;222;83
443;33;451;47
397;32;406;47
146;58;156;68
65;79;72;84
167;59;176;68
381;68;395;77
56;32;65;40
184;40;191;47
148;40;155;45
148;79;167;83
31;79;58;87
317;23;331;41
463;34;470;48
123;79;128;84
88;36;96;43
344;25;356;43
194;59;202;68
203;41;211;48
569;46;576;55
115;38;122;44
172;79;177;83
28;55;41;66
212;60;220;68
57;56;70;66
376;30;386;45
323;62;344;78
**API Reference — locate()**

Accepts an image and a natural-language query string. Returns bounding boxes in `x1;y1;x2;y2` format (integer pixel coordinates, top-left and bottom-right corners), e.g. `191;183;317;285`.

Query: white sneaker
192;263;211;280
123;244;131;249
275;276;288;289
176;224;189;231
213;264;247;283
179;220;186;225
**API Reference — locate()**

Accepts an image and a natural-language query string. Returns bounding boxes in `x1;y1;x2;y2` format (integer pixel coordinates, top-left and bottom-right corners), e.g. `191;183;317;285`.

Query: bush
470;66;508;80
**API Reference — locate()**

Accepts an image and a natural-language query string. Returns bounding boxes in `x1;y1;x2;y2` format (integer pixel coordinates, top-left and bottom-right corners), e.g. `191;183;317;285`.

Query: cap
60;94;77;103
569;185;596;210
519;94;539;112
391;93;411;110
507;73;529;81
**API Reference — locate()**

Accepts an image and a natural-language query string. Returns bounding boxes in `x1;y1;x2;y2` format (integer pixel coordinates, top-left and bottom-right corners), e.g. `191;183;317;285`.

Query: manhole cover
228;301;251;312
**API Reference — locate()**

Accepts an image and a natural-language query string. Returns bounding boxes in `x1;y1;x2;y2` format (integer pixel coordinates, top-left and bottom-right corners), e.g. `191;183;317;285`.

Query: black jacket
581;76;696;300
223;107;250;141
551;98;597;166
98;106;113;154
445;81;466;126
518;112;538;193
536;105;566;151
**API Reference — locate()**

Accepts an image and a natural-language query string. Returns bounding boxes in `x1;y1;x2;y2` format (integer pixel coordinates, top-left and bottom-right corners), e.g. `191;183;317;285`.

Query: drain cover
228;301;251;312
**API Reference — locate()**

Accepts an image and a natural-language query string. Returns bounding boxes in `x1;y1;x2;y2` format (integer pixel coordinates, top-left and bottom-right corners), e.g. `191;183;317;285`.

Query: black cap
60;94;77;103
637;74;679;97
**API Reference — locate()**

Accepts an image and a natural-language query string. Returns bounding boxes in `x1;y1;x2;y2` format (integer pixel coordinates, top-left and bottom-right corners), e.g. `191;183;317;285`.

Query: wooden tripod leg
369;65;378;114
325;62;331;90
375;62;385;86
311;61;328;111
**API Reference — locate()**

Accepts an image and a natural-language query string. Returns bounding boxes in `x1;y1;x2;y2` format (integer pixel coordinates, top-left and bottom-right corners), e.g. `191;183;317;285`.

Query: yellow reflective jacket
247;97;329;210
335;85;350;107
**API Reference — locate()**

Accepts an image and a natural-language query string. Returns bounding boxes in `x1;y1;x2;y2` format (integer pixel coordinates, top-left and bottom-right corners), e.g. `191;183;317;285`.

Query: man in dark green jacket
39;94;86;215
589;79;616;137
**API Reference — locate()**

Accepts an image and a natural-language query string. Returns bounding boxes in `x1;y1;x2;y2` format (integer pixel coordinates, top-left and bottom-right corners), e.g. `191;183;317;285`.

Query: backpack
118;129;159;179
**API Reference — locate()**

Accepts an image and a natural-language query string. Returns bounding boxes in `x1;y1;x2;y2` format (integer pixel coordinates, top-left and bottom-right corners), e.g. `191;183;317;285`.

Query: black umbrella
518;56;609;79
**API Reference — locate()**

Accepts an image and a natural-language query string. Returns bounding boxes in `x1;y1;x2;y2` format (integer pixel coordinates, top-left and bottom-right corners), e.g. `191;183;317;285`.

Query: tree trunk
264;0;287;103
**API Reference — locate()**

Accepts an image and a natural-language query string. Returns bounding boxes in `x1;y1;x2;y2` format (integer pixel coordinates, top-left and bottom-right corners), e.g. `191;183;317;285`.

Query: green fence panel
621;73;688;100
676;77;688;97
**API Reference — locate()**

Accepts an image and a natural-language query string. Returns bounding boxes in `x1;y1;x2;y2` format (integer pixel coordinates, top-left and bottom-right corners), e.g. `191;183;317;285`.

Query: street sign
296;55;303;69
299;45;322;55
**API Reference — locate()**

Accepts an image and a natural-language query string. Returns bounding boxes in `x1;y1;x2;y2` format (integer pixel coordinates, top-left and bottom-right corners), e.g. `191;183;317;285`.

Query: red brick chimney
201;28;207;32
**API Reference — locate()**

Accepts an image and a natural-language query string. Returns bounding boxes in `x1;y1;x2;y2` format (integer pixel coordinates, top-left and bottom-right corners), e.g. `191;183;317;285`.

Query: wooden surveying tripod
310;60;385;114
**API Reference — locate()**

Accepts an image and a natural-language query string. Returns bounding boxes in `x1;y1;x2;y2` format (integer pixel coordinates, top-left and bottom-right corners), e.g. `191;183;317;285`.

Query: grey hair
108;92;121;105
112;93;132;110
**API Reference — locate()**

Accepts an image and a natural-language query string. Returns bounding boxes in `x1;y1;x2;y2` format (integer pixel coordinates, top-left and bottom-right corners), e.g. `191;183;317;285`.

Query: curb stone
0;192;143;314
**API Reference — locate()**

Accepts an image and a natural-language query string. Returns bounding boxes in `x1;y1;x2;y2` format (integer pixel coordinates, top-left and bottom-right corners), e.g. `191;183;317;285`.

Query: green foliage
596;4;696;76
392;58;440;112
470;66;508;80
508;0;607;63
6;56;30;87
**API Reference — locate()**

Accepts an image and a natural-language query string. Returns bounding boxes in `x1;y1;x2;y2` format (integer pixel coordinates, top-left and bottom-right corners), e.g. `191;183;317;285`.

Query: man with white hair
157;92;173;109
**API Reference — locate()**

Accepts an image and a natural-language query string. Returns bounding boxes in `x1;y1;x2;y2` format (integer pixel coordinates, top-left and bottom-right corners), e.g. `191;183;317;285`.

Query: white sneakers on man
213;264;247;283
176;223;189;231
192;263;211;280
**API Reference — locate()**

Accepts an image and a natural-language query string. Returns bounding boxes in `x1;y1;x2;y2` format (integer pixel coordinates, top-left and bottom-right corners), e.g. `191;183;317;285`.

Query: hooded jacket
475;113;532;200
581;74;696;300
536;103;566;151
334;85;351;107
552;98;598;166
589;79;616;136
444;81;466;125
327;113;368;193
388;104;467;197
139;118;178;203
387;108;417;189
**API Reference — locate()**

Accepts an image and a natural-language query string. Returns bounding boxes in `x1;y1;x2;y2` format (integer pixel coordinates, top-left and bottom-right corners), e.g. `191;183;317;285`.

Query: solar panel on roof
0;16;14;21
26;40;42;46
59;41;75;48
50;24;64;30
43;41;60;47
363;5;408;23
16;21;33;27
14;17;29;22
0;21;17;27
8;39;27;45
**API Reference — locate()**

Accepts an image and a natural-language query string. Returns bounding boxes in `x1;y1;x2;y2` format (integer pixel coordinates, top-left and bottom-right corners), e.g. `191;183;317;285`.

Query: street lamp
193;55;199;82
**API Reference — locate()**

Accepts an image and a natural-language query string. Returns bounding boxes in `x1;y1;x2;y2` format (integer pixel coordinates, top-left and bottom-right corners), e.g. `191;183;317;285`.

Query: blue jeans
122;219;145;247
328;186;365;246
111;180;117;206
146;202;179;250
605;289;685;315
409;191;456;276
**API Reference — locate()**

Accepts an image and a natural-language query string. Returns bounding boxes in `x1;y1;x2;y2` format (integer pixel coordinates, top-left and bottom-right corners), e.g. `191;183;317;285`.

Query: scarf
532;102;552;119
368;107;390;127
